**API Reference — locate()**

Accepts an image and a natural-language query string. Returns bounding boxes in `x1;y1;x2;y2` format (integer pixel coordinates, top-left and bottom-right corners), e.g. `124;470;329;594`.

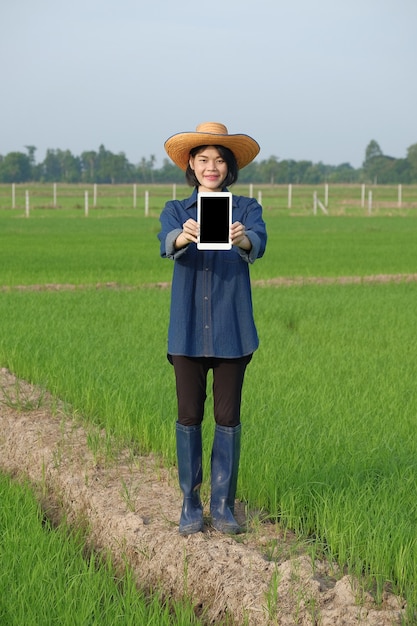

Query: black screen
199;196;230;243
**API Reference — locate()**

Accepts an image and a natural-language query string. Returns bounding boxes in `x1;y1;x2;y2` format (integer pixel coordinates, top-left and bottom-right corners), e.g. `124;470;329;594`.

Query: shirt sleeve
158;201;190;260
235;198;267;264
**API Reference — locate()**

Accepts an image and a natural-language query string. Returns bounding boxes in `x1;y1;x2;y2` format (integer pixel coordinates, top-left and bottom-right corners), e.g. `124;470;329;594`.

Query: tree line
1;140;417;185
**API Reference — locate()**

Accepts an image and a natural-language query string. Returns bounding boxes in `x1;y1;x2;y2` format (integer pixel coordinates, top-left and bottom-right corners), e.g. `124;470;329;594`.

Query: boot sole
179;523;204;535
211;520;241;534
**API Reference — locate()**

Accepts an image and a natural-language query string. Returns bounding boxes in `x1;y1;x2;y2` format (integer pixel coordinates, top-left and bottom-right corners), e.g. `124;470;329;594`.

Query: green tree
302;162;330;184
24;145;37;179
42;149;81;183
328;163;358;183
363;140;386;184
81;150;98;182
136;155;157;183
96;146;132;183
0;152;31;182
391;158;411;183
60;150;81;182
237;161;259;183
42;149;62;181
262;155;280;184
96;145;117;183
294;160;313;183
154;158;184;183
407;143;417;182
364;139;383;162
275;159;297;184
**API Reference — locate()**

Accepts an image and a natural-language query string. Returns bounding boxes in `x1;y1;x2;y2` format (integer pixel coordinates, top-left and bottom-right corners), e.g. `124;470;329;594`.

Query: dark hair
185;145;239;188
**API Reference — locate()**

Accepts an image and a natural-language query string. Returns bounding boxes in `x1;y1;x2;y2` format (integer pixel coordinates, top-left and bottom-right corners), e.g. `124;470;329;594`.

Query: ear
188;156;194;171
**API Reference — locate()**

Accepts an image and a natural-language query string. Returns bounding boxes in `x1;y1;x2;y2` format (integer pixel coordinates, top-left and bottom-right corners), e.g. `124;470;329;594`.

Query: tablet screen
197;192;232;250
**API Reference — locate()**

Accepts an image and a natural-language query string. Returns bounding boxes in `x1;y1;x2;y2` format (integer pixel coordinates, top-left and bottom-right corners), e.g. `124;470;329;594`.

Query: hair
185;145;239;188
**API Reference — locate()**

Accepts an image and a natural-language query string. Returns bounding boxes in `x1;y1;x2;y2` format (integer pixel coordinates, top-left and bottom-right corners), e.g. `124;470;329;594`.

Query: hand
175;218;199;249
230;221;252;250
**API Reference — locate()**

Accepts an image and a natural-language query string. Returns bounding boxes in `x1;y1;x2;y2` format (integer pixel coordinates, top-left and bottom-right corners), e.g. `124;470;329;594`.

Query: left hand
230;221;252;250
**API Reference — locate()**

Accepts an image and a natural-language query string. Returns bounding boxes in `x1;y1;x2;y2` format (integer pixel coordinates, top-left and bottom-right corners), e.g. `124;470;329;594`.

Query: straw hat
164;122;260;171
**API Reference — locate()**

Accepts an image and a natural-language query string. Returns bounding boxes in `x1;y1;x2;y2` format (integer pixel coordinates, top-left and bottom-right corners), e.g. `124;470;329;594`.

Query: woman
158;122;267;535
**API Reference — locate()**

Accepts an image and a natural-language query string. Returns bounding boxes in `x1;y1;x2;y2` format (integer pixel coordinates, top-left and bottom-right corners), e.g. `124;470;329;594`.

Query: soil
0;366;406;625
1;271;417;293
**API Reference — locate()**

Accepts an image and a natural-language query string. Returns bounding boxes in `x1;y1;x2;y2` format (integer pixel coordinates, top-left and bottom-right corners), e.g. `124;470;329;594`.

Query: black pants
170;355;252;428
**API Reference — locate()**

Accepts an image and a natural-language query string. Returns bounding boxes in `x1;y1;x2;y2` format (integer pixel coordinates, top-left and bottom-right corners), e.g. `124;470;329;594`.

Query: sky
1;0;416;169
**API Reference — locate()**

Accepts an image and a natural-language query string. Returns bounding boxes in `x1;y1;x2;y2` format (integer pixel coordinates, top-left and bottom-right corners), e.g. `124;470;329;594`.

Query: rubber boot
210;423;242;534
176;422;204;535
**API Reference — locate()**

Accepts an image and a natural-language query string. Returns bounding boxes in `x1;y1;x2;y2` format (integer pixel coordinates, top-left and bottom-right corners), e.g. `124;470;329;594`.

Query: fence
1;183;417;217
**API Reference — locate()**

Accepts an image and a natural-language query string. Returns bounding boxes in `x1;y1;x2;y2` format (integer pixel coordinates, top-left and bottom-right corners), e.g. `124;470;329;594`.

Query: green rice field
0;473;202;625
1;184;417;621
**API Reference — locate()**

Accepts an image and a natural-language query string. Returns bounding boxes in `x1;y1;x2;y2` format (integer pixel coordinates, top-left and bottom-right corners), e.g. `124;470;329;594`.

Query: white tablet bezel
197;192;232;250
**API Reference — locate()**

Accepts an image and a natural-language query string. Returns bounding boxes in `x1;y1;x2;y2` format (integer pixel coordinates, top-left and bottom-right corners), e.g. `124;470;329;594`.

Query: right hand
175;218;199;248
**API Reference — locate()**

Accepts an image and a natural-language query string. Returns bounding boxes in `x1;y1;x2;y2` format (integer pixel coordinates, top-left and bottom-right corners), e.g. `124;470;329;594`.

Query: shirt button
204;296;208;301
205;325;209;329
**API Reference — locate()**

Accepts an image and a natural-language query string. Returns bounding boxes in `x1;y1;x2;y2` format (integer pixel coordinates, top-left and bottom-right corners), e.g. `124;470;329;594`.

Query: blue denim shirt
158;188;267;358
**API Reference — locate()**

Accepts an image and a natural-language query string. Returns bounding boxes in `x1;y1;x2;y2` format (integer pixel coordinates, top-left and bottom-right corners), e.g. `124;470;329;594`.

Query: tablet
197;192;232;250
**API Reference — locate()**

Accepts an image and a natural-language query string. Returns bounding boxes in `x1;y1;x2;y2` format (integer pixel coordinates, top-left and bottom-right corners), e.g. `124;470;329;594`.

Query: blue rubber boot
176;422;204;535
210;424;242;534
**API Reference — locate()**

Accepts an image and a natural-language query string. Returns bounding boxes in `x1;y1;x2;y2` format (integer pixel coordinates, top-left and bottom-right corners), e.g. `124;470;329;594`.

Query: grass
1;197;417;620
1;209;417;286
0;212;163;285
1;282;416;614
243;283;417;598
0;288;174;454
0;473;202;625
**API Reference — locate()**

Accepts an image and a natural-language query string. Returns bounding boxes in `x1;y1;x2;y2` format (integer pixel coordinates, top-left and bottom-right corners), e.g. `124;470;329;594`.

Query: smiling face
189;146;229;192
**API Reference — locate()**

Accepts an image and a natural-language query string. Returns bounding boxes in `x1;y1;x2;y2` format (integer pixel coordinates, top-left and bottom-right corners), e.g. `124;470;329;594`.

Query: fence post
318;199;328;215
172;183;176;200
12;183;16;209
398;184;402;208
287;183;292;209
25;190;30;217
324;183;329;207
361;184;366;208
313;191;328;215
53;183;57;207
85;191;89;217
249;183;253;198
257;190;262;206
93;183;97;207
133;183;137;208
145;190;149;216
368;190;372;215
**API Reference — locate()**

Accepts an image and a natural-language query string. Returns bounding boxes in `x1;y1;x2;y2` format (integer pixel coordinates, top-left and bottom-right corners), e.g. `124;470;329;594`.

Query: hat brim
164;131;260;171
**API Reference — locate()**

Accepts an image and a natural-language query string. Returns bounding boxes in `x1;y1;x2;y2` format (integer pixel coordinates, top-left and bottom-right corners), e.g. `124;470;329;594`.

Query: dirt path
1;272;417;293
0;367;406;625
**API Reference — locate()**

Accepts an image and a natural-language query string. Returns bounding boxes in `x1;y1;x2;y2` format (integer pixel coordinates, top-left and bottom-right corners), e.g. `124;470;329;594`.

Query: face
189;146;228;192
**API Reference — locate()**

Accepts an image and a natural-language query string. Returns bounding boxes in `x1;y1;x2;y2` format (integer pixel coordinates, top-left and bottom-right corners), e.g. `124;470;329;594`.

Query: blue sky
1;0;416;168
